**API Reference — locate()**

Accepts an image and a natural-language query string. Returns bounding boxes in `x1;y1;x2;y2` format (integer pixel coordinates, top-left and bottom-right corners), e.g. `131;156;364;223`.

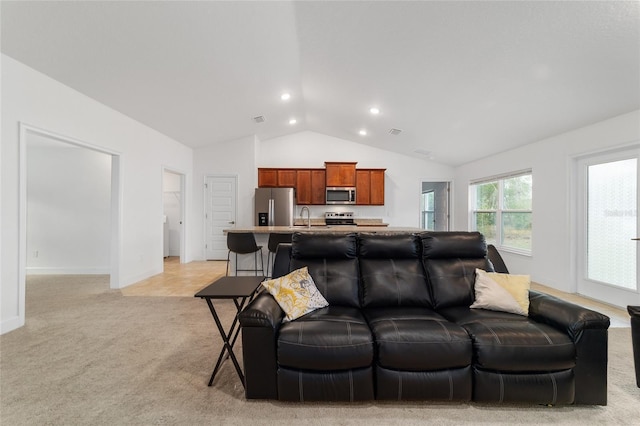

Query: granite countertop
292;218;389;227
224;226;423;234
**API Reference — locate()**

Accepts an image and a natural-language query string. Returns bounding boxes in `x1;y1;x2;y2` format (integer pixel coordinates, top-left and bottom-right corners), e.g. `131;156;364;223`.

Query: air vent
413;148;432;157
253;116;266;123
388;128;402;136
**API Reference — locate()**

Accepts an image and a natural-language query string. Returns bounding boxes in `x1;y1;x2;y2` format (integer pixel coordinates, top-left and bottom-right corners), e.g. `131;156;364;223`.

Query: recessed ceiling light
289;118;297;125
369;107;380;115
359;129;367;136
281;93;291;101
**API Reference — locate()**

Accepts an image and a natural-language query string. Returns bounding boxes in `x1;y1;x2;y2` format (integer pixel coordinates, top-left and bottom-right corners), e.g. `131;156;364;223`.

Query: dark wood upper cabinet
258;168;297;187
257;168;278;187
296;169;326;205
296;170;312;204
325;162;357;187
356;169;385;205
356;170;371;205
260;164;382;205
310;169;326;205
369;169;385;205
277;169;297;187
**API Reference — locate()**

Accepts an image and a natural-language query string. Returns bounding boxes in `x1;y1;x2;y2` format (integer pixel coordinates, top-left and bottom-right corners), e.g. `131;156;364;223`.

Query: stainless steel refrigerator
254;187;295;226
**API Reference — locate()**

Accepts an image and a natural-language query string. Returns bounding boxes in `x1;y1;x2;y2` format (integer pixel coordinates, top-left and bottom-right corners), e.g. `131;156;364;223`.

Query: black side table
195;275;264;387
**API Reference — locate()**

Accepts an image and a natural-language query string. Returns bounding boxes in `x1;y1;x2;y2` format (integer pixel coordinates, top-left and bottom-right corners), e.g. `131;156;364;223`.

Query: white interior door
577;147;640;307
204;175;237;260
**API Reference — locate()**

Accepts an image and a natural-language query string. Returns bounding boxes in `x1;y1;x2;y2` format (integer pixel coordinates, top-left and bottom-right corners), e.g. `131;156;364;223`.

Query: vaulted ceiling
2;1;639;166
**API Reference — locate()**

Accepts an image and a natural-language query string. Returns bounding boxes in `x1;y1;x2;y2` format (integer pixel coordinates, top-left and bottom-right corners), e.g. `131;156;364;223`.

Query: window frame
470;170;532;256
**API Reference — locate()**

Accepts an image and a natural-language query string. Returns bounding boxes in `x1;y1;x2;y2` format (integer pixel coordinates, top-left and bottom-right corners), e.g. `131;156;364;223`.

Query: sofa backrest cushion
422;231;487;259
290;233;360;308
421;232;493;309
272;243;292;279
359;233;432;308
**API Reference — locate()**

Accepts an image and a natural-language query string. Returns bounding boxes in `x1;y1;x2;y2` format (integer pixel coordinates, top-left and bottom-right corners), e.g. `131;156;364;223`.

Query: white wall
27;141;112;274
454;110;640;292
191;135;258;260
1;55;194;333
258;131;454;226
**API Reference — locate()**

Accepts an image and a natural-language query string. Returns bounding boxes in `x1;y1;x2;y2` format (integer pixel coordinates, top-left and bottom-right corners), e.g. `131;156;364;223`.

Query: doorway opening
19;123;122;328
421;181;450;231
162;168;186;266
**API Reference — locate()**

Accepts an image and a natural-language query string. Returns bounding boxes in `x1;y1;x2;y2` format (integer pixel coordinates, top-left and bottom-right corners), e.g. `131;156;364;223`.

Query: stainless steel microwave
326;187;356;204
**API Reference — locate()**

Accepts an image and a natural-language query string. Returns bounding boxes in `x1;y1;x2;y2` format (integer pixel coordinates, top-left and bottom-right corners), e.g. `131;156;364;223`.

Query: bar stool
226;233;264;276
266;233;293;278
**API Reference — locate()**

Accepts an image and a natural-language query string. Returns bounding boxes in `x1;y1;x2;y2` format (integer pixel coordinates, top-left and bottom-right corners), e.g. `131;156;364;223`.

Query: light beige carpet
1;275;638;425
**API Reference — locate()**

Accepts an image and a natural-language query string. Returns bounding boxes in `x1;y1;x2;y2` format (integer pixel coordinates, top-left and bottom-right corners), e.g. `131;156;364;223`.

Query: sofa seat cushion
376;365;472;401
277;366;374;401
463;321;576;372
438;306;529;325
277;306;374;371
473;368;575;404
364;307;472;371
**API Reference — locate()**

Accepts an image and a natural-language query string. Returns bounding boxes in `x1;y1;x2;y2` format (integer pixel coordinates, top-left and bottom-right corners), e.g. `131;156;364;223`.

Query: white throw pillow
470;268;530;316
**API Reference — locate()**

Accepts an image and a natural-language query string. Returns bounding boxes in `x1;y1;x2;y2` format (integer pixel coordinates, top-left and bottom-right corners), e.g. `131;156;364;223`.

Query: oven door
326;187;356;204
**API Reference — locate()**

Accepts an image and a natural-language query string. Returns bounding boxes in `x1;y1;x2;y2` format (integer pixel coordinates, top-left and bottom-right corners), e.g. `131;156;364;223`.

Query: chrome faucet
300;206;311;228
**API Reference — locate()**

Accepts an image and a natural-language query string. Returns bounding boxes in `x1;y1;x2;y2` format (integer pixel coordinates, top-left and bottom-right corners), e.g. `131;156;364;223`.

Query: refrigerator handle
268;198;275;226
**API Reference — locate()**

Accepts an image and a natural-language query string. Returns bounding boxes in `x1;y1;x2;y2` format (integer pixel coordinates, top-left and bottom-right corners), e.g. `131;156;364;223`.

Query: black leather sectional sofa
238;232;610;404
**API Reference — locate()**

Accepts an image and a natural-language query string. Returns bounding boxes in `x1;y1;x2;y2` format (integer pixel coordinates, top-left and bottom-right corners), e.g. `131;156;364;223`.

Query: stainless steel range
325;212;355;225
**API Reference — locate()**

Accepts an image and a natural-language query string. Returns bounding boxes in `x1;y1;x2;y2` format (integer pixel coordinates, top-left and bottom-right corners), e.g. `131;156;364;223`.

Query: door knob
633;238;640;241
228;221;235;224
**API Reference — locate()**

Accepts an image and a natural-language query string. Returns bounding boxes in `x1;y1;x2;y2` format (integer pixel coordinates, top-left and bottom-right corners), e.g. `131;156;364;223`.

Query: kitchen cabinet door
325;162;357;187
258;168;278;187
370;169;385;205
296;170;311;204
356;170;371;204
310;169;326;204
277;169;297;187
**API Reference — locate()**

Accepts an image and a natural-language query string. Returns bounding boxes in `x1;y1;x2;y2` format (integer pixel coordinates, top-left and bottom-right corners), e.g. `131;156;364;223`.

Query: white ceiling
2;1;639;166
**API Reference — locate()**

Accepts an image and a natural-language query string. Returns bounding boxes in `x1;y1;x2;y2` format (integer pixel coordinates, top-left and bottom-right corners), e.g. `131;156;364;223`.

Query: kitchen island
223;225;424;274
224;226;423;234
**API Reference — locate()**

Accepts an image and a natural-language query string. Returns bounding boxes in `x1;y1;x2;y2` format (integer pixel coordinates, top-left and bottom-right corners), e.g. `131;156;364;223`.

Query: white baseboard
121;267;163;289
1;315;24;335
26;267;110;275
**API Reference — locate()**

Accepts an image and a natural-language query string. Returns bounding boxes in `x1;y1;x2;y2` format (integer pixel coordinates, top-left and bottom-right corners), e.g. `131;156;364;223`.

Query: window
421;191;435;230
471;171;532;253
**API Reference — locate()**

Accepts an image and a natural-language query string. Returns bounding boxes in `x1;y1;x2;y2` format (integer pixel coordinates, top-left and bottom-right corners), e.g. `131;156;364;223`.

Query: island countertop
224;226;423;234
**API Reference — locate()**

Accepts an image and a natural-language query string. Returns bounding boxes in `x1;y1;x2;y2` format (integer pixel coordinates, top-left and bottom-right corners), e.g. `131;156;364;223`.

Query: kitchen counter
292;218;389;227
224;226;423;234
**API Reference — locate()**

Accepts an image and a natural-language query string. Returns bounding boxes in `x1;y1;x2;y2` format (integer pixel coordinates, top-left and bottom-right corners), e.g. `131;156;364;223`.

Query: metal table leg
204;292;257;387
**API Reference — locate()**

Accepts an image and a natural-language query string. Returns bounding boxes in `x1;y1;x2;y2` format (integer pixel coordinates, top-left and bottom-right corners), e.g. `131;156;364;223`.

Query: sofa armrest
238;292;284;399
528;290;610;340
239;292;284;329
528;289;610;405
